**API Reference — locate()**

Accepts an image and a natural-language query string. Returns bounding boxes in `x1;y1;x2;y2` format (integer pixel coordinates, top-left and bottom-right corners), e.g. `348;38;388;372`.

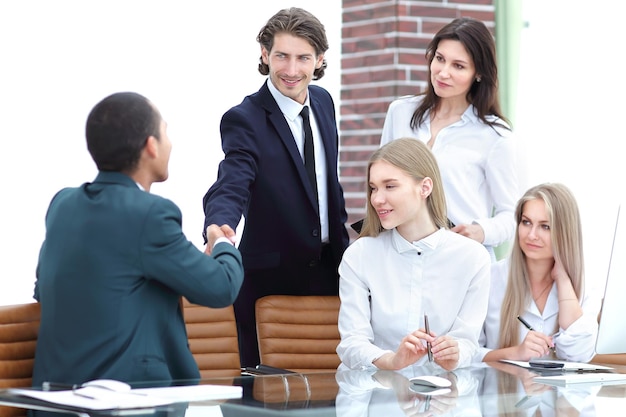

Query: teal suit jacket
32;171;243;386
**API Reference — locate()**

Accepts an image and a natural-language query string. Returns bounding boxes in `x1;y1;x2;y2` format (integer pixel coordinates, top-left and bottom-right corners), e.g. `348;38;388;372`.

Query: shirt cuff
213;237;234;248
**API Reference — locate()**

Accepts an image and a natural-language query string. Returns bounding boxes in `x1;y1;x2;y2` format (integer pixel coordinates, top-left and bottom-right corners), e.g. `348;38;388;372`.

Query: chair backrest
0;302;40;388
255;295;340;373
0;302;41;417
182;298;241;378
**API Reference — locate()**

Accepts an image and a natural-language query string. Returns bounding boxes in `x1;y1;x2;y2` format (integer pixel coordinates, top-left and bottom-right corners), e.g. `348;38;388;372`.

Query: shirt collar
529;284;559;318
391;227;445;254
266;78;310;122
461;103;479;124
424;104;479;126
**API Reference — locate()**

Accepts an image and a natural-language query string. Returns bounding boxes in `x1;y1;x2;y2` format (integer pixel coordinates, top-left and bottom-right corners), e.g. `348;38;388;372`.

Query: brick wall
340;0;495;239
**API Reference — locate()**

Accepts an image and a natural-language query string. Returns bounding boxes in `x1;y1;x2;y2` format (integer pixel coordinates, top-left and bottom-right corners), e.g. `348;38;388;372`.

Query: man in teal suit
32;92;244;386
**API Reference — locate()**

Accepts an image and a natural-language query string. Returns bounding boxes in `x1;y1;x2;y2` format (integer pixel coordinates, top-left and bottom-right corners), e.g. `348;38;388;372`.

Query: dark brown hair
411;17;510;132
256;7;328;80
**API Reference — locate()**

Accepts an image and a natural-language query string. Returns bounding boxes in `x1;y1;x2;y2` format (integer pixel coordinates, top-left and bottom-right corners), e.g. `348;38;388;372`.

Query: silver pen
425;313;433;362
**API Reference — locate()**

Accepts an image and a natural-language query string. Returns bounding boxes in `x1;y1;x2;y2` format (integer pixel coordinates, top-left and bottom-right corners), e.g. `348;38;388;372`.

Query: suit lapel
309;90;337;179
259;83;319;210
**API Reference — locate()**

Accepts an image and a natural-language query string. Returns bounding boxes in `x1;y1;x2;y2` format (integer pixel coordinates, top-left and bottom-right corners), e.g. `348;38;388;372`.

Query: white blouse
475;259;602;363
380;95;520;258
337;228;491;371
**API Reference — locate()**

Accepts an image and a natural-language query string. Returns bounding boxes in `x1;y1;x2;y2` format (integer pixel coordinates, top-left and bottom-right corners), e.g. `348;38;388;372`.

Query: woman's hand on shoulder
451;223;485;244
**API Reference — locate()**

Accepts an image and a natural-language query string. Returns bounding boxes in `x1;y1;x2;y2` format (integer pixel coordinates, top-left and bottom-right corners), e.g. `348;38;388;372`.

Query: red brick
341;85;411;101
340;165;369;179
342;183;368;195
406;6;461;20
452;0;493;4
398;52;427;66
340;134;384;147
342;4;398;22
342;37;399;55
343;0;387;9
396;84;426;97
342;20;397;38
340;116;387;131
343;68;407;85
341;148;378;162
342;52;396;70
341;101;390;116
396;20;419;33
397;35;432;50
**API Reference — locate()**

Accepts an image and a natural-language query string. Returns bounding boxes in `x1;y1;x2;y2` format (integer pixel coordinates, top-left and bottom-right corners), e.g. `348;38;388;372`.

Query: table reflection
335;367;482;416
479;362;602;417
4;364;626;417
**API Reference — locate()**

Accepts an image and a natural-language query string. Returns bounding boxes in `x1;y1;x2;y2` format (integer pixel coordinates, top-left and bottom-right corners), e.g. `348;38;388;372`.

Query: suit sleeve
33;188;71;302
141;197;244;308
202;106;258;234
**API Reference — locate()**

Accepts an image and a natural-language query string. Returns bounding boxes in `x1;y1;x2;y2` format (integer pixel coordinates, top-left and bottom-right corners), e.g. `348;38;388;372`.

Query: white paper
132;385;242;402
8;384;241;411
8;386;172;410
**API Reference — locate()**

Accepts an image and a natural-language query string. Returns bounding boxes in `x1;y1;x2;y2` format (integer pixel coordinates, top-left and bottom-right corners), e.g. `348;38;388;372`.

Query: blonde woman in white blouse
337;138;491;372
475;183;601;363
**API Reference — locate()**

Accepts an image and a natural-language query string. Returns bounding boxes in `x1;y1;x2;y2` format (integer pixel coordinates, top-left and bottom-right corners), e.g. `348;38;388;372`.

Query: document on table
6;384;242;411
133;384;242;402
533;373;626;387
500;359;613;372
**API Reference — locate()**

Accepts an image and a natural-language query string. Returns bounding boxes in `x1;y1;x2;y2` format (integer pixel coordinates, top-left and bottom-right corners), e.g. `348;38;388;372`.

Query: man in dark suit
202;7;349;367
32;92;244;386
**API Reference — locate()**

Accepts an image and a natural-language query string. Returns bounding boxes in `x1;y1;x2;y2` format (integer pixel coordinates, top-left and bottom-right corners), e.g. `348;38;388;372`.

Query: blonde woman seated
475;183;601;363
337;138;491;372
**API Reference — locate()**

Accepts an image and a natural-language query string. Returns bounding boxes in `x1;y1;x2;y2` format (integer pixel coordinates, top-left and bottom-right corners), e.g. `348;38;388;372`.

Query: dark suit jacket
203;81;349;278
32;171;244;386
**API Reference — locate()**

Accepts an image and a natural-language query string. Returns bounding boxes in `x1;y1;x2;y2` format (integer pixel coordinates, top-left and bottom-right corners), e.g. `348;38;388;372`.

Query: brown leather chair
182;298;241;378
0;302;41;417
255;295;341;373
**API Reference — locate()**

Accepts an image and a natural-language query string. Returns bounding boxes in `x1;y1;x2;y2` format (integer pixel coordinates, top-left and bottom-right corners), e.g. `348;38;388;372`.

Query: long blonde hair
498;183;585;348
359;138;448;237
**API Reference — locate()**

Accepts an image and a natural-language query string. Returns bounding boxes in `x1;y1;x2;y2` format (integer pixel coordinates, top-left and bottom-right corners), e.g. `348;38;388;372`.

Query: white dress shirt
337;228;491;371
475;259;602;363
267;79;329;242
380;95;520;258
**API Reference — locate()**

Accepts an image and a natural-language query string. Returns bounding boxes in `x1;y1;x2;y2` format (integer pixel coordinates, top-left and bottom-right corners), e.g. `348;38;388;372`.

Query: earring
476;77;481;82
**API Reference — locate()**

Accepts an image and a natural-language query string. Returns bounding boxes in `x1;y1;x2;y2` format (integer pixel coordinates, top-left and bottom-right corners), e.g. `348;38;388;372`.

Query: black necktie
300;106;318;201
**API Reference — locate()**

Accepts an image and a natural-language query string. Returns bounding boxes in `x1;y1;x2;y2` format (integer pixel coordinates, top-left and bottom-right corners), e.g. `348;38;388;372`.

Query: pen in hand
425;313;433;362
517;315;555;353
516;315;534;331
